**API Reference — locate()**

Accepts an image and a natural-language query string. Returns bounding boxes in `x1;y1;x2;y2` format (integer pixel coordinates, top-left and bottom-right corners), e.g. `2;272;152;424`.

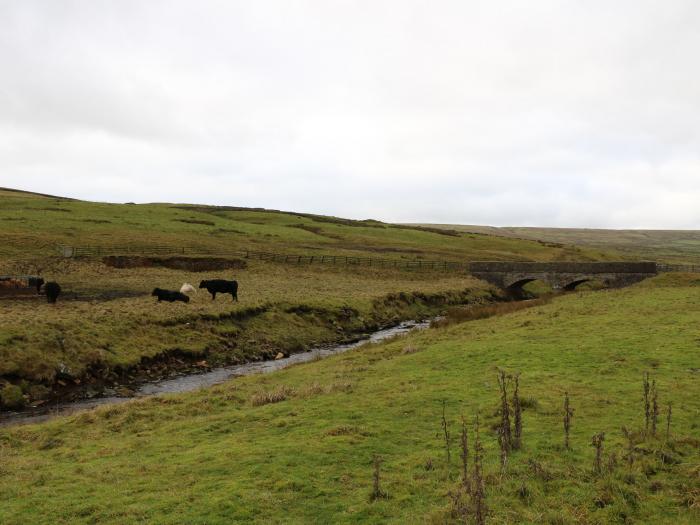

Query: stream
0;319;432;427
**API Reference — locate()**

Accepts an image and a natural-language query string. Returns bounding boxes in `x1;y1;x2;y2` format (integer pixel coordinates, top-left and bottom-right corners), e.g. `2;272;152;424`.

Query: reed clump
250;385;295;406
430;297;550;329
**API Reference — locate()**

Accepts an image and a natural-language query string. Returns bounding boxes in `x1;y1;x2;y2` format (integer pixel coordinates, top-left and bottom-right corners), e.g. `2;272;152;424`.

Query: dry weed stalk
497;426;508;476
607;451;618;474
591;432;605;475
472;414;487;525
665;403;672;442
370;455;387;501
441;400;451;464
448;488;469;522
497;369;512;451
460;415;470;493
512;373;522;450
563;391;573;450
651;380;659;436
643;372;651;433
621;427;635;471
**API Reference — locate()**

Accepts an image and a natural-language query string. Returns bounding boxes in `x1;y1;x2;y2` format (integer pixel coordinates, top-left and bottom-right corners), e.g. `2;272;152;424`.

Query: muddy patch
103;256;248;272
175;218;215;226
288;223;342;239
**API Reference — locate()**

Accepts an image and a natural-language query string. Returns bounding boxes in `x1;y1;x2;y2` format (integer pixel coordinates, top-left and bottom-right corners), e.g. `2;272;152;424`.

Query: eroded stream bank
1;287;499;411
0;319;432;427
0;295;552;427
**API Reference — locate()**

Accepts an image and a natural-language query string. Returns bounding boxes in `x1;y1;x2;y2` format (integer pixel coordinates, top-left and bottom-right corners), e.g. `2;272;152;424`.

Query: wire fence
57;245;700;273
655;263;700;273
58;245;471;272
244;251;469;271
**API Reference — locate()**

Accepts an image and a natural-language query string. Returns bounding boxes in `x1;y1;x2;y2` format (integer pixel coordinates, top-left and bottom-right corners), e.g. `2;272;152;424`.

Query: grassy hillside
0;188;624;406
0;188;616;262
0;274;698;524
415;223;700;265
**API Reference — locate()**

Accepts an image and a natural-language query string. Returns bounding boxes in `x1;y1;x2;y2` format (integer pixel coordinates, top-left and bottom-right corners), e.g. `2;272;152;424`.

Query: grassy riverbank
0;259;495;406
1;187;617;406
1;273;698;524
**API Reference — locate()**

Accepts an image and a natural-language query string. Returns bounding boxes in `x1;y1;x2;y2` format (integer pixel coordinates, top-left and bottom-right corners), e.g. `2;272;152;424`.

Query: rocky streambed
0;319;432;427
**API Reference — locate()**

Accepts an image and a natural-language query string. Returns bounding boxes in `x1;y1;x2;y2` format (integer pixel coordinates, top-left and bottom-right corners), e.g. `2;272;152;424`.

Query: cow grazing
180;283;196;295
35;278;45;294
199;279;238;301
152;288;190;303
44;282;61;304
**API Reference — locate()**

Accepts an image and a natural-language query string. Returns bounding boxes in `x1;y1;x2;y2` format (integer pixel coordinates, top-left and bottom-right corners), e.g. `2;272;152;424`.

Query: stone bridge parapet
467;261;657;293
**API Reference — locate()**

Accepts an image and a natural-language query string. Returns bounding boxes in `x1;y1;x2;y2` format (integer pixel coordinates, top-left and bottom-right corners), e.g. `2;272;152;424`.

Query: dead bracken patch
175;218;215;226
401;344;421;355
430;297;551;329
324;425;370;437
328;381;353;393
300;381;353;398
250;386;295;406
102;255;247;272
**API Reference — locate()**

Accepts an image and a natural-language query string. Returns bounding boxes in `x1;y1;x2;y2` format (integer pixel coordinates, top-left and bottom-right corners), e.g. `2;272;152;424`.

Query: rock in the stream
85;387;99;399
275;352;285;360
56;362;74;380
116;387;135;397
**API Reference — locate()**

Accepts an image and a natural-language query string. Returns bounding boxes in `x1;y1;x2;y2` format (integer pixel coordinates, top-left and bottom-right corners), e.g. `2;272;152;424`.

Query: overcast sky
1;1;699;228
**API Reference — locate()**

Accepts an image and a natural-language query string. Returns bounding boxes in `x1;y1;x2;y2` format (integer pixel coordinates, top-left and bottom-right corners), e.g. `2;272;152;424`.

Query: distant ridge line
0;187;78;201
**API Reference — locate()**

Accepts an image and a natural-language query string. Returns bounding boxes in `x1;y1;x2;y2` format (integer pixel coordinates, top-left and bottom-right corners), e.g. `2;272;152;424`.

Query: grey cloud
1;1;699;228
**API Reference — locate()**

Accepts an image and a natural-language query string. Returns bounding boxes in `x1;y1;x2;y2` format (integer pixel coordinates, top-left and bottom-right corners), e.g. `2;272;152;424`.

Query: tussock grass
430;297;550;329
250;386;295;406
0;274;697;524
401;344;421;355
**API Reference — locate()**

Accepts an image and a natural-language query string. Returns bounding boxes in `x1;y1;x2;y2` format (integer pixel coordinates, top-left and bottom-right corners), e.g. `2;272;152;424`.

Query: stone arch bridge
468;261;657;295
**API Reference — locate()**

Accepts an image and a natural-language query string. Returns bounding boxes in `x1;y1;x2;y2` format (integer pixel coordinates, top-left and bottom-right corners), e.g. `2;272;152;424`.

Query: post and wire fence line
57;245;471;272
655;263;700;273
56;245;700;273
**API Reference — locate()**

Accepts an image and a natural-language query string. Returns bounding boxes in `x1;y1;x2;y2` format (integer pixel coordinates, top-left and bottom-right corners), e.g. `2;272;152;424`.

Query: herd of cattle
0;276;238;305
152;279;239;303
0;277;62;303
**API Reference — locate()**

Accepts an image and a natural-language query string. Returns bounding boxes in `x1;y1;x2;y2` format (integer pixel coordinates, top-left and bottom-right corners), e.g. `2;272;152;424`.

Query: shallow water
0;319;431;427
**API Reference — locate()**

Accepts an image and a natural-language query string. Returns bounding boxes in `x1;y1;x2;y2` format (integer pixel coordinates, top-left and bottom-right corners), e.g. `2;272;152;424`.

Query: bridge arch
561;276;610;291
505;276;553;298
562;278;592;291
468;261;657;293
506;278;537;290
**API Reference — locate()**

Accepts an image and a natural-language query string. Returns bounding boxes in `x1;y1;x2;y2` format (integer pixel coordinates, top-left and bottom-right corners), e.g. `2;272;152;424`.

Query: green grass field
0;188;615;262
1;188;697;524
415;223;700;265
0;273;698;524
0;188;616;407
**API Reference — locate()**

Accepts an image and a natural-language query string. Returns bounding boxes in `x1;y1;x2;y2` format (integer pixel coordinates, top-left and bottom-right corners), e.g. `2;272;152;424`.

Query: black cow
152;288;190;303
35;278;45;294
199;279;238;301
44;281;61;304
